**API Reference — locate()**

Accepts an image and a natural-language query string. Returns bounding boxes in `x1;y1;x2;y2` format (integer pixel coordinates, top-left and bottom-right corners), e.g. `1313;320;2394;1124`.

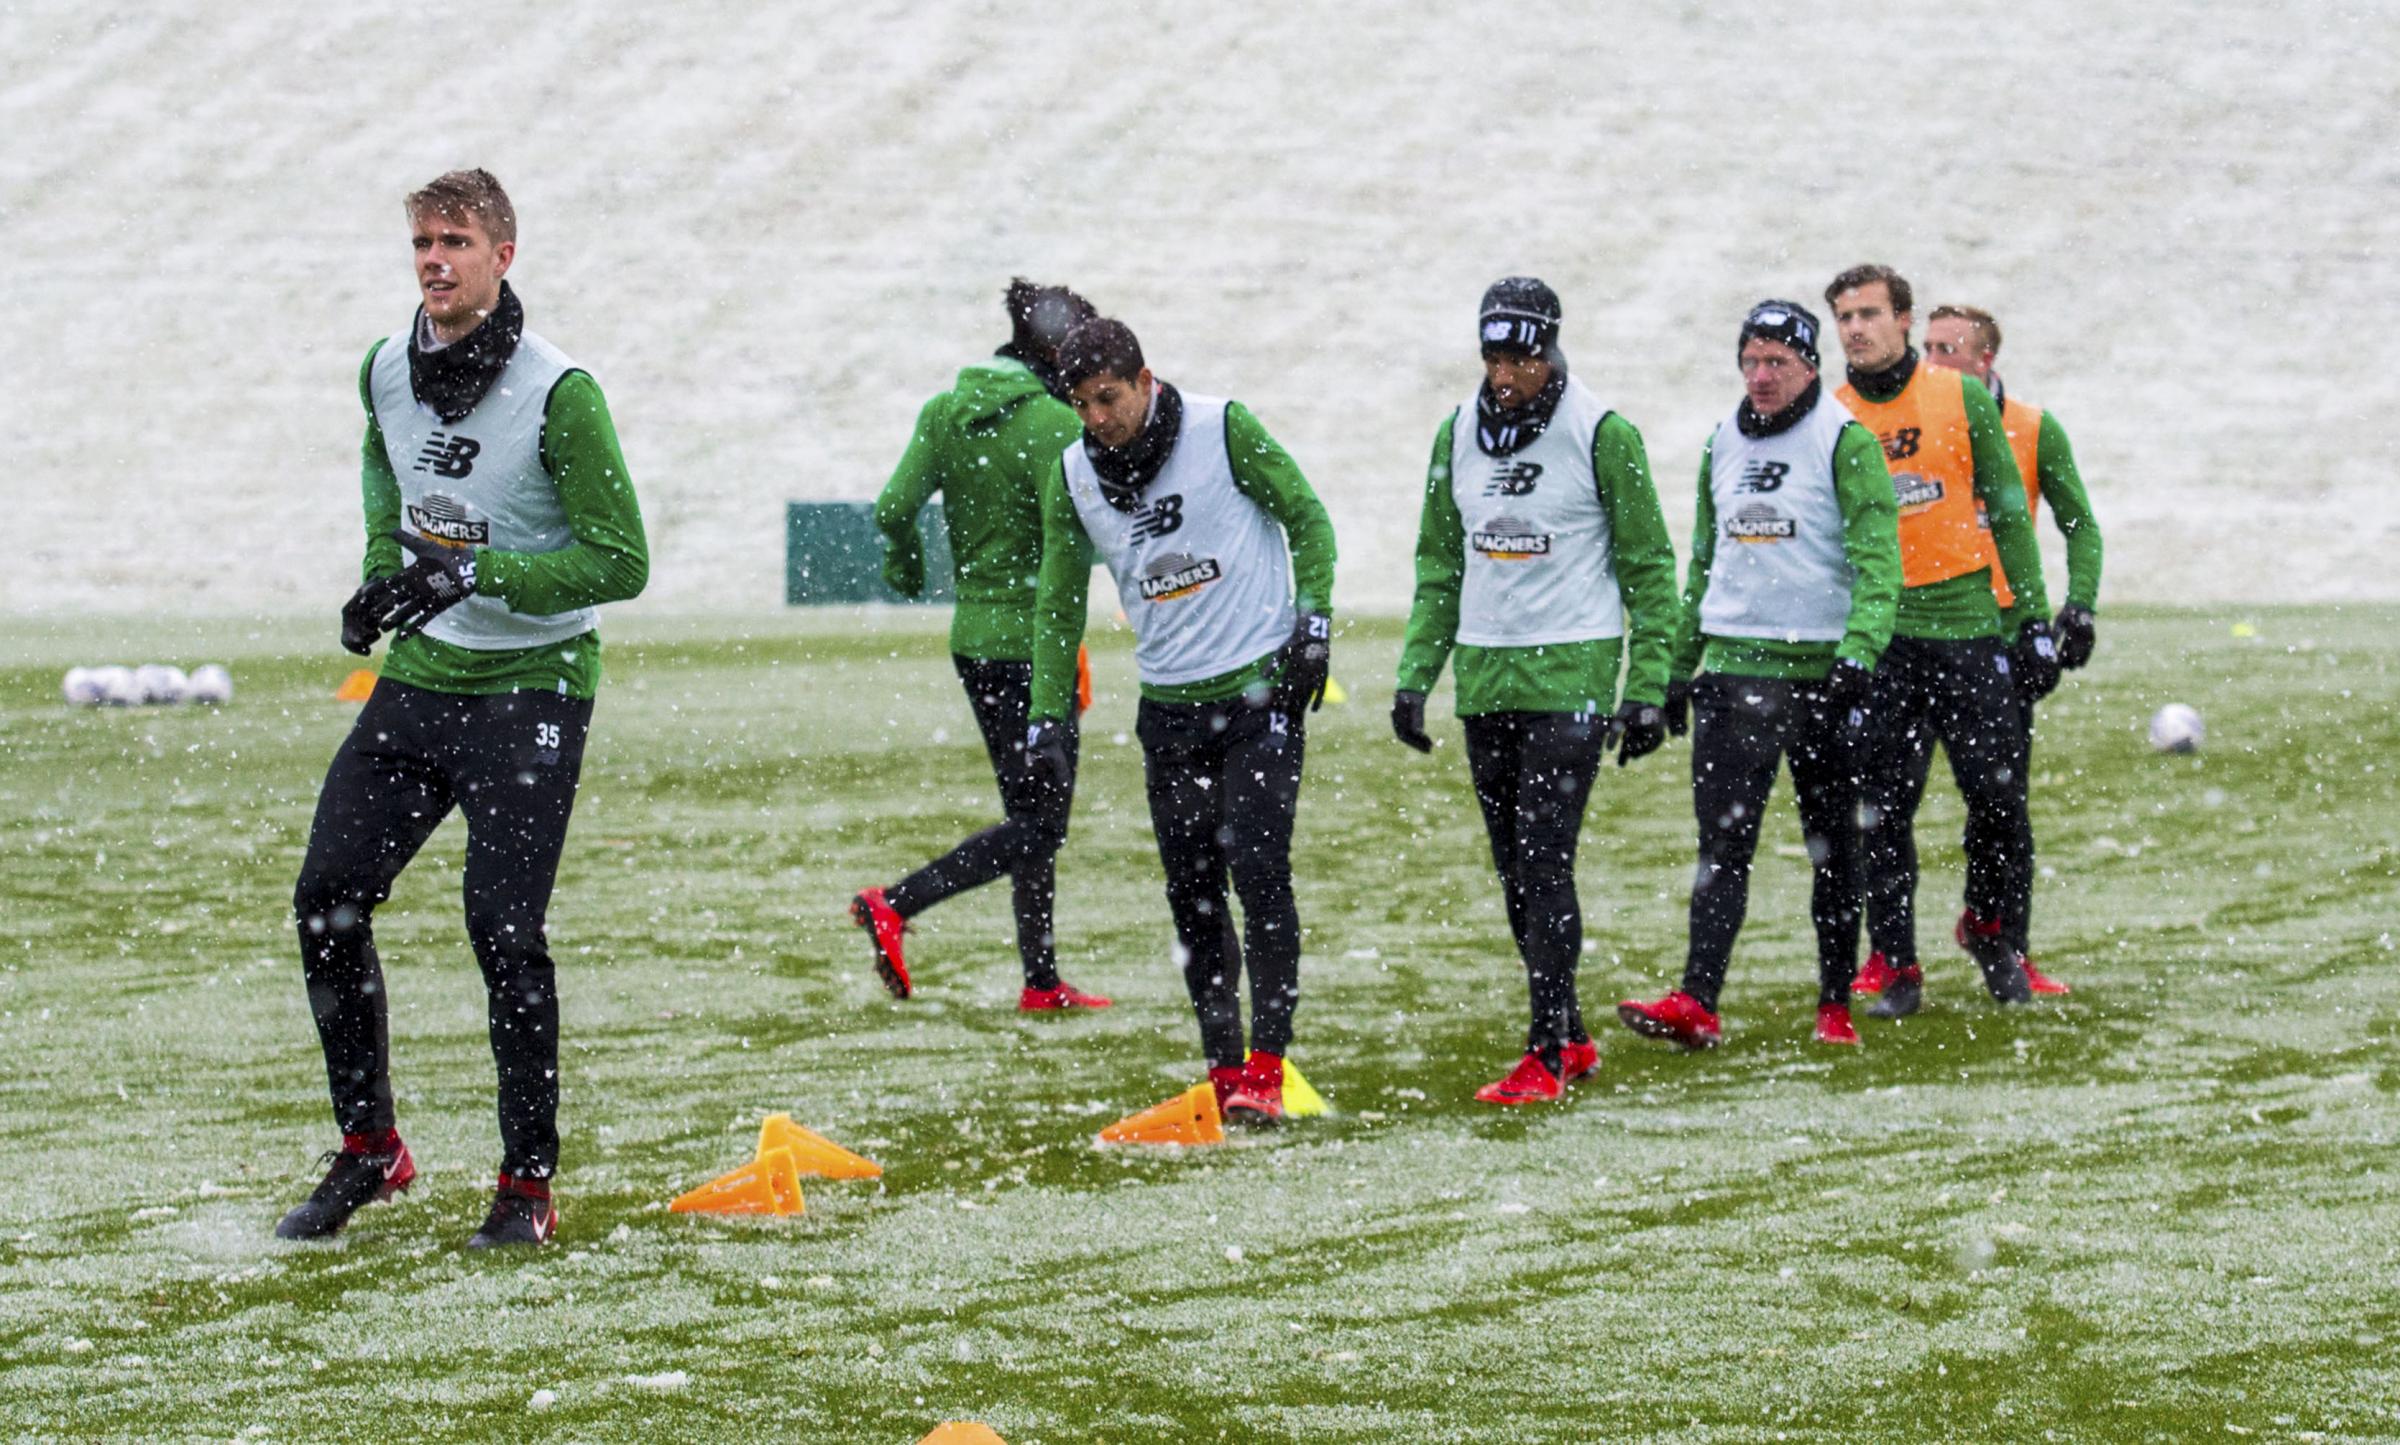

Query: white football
62;667;104;705
93;665;140;706
187;664;234;705
2148;702;2204;753
134;663;189;705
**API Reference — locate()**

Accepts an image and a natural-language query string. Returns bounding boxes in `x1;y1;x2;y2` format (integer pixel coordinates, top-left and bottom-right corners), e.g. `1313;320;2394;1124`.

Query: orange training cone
1097;1081;1225;1147
334;669;377;702
669;1145;804;1216
919;1425;1008;1445
757;1113;882;1180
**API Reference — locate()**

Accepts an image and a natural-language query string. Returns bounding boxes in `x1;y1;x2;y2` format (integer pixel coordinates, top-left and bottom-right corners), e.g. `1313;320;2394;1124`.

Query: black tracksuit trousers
885;657;1075;989
1681;674;1865;1011
1860;634;2033;968
292;680;591;1180
1137;694;1305;1071
1462;712;1604;1061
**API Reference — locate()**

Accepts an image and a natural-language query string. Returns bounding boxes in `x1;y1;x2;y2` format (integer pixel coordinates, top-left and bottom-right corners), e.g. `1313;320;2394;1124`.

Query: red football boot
1559;1038;1600;1084
1616;990;1722;1049
274;1133;415;1240
1853;951;1898;998
2019;956;2071;996
1223;1051;1285;1123
1475;1052;1564;1105
848;888;912;999
1019;980;1113;1011
1814;1002;1861;1046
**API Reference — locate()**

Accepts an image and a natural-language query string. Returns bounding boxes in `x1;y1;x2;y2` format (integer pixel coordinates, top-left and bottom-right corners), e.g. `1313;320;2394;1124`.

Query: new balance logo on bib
414;432;481;478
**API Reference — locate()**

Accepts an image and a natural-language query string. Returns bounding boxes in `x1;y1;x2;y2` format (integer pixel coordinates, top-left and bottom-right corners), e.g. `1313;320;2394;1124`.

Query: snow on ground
2;2;2395;617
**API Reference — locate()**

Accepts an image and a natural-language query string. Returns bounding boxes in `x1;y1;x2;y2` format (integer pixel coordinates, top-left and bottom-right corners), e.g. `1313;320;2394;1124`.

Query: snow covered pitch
1;609;2394;1440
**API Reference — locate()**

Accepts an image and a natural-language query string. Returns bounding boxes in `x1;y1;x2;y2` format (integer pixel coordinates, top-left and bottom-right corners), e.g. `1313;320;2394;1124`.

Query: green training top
1028;399;1337;722
1670;420;1902;682
1850;362;2047;641
1395;411;1678;715
356;341;649;699
2032;410;2104;612
874;357;1084;661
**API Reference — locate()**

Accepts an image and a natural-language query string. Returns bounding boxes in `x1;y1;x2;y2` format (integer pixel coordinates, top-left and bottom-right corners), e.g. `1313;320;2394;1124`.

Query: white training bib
1696;392;1859;643
369;329;598;651
1448;375;1625;648
1062;393;1295;686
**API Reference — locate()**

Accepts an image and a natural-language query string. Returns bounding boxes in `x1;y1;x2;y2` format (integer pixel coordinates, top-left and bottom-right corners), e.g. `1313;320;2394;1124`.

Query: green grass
2;607;2397;1443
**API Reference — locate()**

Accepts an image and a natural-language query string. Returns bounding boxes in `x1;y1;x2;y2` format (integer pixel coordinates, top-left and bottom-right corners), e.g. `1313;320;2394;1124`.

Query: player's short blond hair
1929;304;2003;355
406;169;516;247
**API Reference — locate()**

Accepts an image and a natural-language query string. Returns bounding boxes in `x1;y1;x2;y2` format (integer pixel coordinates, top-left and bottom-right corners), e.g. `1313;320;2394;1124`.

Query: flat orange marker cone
334;669;377;702
757;1113;882;1180
669;1145;804;1216
1097;1081;1225;1146
919;1425;1007;1445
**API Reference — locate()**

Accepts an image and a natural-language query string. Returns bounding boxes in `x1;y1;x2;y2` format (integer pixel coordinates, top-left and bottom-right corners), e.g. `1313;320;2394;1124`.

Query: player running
1617;301;1900;1049
1393;278;1676;1103
1891;303;2103;991
1026;317;1337;1122
851;279;1114;1012
279;170;648;1248
1824;265;2053;1018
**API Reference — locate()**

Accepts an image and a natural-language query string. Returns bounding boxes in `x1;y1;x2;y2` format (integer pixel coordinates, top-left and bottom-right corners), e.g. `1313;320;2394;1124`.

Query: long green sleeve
458;372;648;615
1028;460;1096;722
1396;415;1464;693
1831;421;1902;670
2036;411;2103;611
1670;440;1718;682
1223;401;1337;616
1592;413;1678;706
358;343;404;583
872;397;944;598
1962;376;2047;633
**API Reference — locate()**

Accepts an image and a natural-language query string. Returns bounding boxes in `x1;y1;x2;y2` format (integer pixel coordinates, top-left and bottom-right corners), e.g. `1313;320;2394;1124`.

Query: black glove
380;531;479;639
1391;690;1433;753
1822;658;1875;722
1269;611;1332;714
2054;604;2096;670
1607;699;1666;767
1662;678;1694;737
2012;617;2063;702
1025;718;1077;788
339;577;402;656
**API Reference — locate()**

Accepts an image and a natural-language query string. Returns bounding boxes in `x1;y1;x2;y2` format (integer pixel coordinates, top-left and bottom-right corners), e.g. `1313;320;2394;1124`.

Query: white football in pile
2147;702;2204;754
62;667;104;705
187;664;234;705
93;665;141;706
134;663;189;705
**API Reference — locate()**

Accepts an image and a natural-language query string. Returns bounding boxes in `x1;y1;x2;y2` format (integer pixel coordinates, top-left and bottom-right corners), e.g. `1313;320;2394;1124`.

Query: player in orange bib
1915;304;2104;990
1826;265;2056;1018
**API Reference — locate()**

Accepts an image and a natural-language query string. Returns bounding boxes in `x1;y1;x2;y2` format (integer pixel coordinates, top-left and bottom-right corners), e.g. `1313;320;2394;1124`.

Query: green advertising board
785;502;954;604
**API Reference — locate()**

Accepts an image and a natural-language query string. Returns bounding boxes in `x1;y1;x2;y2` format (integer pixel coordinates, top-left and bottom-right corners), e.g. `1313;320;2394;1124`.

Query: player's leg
1934;639;2034;1002
871;658;1079;996
1790;679;1867;1033
1992;683;2065;991
279;683;454;1239
1657;676;1786;1033
450;689;593;1245
1135;699;1244;1074
1504;712;1605;1068
1460;714;1532;963
1860;638;1939;1015
1219;701;1308;1073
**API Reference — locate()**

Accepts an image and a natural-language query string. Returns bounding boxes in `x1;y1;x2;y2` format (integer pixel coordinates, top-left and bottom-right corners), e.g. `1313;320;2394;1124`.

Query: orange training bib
1837;365;1993;590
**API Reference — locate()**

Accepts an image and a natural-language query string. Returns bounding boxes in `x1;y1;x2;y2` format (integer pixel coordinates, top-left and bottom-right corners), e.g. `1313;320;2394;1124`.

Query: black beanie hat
1738;299;1821;368
1478;277;1563;357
